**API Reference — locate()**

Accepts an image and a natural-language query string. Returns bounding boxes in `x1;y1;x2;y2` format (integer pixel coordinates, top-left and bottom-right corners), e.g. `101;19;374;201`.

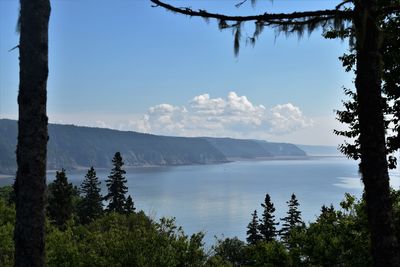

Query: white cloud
269;103;312;134
129;92;312;138
42;92;325;143
191;94;225;115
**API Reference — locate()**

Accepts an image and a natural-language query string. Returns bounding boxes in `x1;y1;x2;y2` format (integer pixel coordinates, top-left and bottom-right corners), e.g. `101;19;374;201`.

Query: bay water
1;157;399;246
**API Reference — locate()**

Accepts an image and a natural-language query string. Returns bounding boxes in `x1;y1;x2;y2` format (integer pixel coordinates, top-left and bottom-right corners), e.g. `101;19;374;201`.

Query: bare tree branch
150;0;354;25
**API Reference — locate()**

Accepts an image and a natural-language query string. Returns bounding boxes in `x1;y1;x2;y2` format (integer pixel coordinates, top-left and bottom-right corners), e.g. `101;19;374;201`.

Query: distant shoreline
0;156;346;178
227;155;344;161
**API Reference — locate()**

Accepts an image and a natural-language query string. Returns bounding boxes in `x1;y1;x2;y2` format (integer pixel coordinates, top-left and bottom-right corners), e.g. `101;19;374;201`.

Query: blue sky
0;0;354;145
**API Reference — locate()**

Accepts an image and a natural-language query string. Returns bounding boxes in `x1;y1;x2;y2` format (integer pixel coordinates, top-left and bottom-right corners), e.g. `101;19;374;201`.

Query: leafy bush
0;199;14;267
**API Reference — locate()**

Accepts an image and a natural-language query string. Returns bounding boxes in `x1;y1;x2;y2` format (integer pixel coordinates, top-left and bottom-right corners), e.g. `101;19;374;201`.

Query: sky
0;0;355;145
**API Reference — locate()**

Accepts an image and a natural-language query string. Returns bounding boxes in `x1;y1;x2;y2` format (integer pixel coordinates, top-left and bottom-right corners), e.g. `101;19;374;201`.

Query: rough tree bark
353;0;400;266
14;0;51;266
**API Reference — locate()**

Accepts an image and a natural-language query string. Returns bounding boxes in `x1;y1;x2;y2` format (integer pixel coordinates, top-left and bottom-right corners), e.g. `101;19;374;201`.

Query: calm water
1;157;399;245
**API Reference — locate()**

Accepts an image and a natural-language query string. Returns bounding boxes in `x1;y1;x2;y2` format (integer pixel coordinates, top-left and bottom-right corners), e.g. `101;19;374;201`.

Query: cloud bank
129;92;313;138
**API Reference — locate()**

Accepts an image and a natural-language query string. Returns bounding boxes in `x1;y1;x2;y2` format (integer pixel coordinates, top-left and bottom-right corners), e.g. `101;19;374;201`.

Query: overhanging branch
150;0;354;25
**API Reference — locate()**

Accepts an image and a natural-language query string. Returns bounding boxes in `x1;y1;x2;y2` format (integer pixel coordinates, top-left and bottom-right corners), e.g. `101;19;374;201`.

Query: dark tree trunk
354;0;400;266
14;0;51;266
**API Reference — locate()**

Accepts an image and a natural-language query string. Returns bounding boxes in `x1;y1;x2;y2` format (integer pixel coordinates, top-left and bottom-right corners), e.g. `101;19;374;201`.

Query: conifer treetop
247;209;262;244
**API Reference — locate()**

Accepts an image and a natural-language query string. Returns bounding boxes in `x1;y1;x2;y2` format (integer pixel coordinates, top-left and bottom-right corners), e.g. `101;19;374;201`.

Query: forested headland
0;119;307;175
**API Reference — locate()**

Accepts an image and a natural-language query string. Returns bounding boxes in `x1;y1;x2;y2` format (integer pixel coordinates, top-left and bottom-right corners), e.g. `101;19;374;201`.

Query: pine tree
78;167;103;224
47;169;74;228
105;152;128;213
258;194;278;242
124;195;135;214
280;193;304;244
246;210;262;245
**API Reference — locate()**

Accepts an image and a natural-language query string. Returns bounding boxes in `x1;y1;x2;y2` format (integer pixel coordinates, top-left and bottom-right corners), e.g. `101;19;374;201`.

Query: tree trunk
354;0;400;266
14;0;51;266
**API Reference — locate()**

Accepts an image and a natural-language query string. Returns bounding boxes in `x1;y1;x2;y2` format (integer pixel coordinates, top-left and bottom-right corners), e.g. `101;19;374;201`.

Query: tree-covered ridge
0;119;308;174
204;138;306;159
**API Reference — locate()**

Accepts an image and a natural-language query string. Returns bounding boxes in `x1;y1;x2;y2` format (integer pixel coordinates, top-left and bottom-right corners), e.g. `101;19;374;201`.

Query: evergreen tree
280;193;303;242
124;195;135;214
78;167;103;224
317;204;337;224
47;169;74;228
105;152;128;213
247;210;262;245
258;194;278;242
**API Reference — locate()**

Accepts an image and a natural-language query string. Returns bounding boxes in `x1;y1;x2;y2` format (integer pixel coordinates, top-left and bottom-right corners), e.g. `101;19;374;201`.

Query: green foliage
284;227;307;267
382;13;400;167
204;255;233;267
124;195;135;214
77;167;103;224
0;199;14;267
0;222;14;267
45;213;206;267
212;237;247;266
330;12;400;168
246;241;290;267
279;194;305;266
47;169;76;228
390;189;400;242
247;210;262;245
1;184;399;266
258;194;278;242
0;185;14;205
302;197;371;267
46;224;82;267
105;152;128;213
0;199;15;227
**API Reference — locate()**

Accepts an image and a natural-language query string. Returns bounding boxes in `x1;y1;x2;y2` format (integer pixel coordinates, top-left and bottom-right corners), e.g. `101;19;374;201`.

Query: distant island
0;119;339;174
